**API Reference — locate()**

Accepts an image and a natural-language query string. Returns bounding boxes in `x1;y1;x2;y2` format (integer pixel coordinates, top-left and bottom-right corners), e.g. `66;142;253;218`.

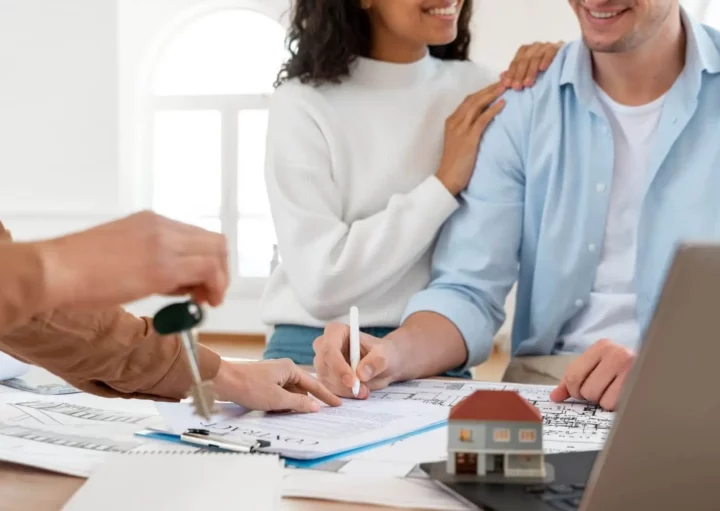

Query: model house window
493;428;510;442
150;6;289;286
459;429;472;442
519;429;536;443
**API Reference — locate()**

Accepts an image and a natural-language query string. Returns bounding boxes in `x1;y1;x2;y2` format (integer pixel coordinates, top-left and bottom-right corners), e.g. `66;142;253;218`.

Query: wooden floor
200;334;511;382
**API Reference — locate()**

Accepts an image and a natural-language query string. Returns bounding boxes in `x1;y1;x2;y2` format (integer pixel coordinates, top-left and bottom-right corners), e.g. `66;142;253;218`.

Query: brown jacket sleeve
0;240;48;333
0;308;221;401
0;220;221;401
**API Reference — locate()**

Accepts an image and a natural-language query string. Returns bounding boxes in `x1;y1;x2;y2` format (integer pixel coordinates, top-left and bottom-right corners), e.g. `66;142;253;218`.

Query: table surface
1;349;510;511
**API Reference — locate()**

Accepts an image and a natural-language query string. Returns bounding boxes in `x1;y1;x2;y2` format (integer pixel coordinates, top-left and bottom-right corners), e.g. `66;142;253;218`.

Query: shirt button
596;183;606;193
575;299;584;307
588;244;596;252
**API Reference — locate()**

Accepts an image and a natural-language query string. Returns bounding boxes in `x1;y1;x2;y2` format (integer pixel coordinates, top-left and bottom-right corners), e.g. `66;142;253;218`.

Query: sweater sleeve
264;84;460;320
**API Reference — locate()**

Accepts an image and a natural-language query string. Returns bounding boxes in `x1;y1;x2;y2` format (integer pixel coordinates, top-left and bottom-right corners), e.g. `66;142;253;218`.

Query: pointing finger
291;367;342;407
274;388;321;413
550;382;571;402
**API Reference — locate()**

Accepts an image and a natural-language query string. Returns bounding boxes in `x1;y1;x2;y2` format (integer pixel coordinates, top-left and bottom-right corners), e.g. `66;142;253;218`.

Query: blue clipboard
135;419;447;468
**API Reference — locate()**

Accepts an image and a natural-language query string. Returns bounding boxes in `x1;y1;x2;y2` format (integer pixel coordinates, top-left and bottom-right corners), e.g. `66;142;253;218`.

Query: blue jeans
264;324;471;379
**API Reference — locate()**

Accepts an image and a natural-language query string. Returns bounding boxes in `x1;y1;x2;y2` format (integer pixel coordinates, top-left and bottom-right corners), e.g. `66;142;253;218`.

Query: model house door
455;453;478;474
493;454;505;473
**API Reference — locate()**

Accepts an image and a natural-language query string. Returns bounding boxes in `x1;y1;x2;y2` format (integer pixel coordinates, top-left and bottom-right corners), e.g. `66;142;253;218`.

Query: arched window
149;5;289;285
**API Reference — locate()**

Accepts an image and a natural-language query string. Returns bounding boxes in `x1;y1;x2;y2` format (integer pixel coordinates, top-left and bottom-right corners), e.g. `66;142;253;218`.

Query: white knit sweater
261;53;494;327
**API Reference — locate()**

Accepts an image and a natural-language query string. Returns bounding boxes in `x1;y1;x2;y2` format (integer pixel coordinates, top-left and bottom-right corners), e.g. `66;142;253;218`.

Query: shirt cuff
413;175;459;223
402;288;495;371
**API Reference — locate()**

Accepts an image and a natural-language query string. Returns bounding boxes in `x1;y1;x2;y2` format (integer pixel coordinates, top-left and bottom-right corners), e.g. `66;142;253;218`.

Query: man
313;0;720;411
0;212;340;412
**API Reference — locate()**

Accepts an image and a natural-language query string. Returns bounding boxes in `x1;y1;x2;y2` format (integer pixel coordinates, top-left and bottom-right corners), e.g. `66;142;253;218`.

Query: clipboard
135;420;446;468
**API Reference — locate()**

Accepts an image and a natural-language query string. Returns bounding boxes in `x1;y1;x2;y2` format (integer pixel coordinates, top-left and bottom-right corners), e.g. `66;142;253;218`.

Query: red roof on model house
449;390;543;422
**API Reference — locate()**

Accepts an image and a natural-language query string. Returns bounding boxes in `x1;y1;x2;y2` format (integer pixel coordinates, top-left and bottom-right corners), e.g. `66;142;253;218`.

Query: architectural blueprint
0;391;196;477
368;379;614;453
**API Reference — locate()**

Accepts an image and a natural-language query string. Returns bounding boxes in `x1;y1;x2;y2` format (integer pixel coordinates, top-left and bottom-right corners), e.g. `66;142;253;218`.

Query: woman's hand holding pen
312;323;400;399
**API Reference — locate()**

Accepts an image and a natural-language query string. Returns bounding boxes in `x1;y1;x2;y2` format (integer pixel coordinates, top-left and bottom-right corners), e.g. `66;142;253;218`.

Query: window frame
519;428;537;443
143;0;289;298
493;428;511;443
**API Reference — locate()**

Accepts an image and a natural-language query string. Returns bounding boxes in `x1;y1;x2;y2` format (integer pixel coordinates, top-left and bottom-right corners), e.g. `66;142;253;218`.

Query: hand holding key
153;300;216;420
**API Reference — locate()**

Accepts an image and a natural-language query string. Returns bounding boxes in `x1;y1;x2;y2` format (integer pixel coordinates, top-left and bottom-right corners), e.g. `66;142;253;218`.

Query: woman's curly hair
275;0;473;87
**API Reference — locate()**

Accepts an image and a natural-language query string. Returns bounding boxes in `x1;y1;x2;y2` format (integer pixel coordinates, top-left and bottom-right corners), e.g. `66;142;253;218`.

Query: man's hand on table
550;339;635;411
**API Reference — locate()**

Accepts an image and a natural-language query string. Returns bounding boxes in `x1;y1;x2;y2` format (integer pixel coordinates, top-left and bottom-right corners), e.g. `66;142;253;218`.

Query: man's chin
582;34;629;53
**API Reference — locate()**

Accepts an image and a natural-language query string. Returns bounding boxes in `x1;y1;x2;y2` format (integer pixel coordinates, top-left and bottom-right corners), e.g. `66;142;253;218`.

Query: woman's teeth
427;4;458;16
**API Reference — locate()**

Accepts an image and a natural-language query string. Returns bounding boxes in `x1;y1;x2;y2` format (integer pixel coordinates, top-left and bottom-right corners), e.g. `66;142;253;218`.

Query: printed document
156;397;448;460
367;379;614;453
0;391;197;477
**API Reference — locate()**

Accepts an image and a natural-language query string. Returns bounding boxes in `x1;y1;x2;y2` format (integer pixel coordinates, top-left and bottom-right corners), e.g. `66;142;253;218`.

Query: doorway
455;452;478;474
491;454;504;474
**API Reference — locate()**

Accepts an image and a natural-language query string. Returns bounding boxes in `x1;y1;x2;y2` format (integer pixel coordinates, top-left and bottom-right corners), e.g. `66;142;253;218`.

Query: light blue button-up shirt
403;12;720;369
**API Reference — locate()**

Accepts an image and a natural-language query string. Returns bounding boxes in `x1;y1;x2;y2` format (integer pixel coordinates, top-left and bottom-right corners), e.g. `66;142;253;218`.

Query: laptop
423;242;720;511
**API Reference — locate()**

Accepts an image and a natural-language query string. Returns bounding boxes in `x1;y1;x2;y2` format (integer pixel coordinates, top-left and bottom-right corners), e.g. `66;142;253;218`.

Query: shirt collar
559;6;720;109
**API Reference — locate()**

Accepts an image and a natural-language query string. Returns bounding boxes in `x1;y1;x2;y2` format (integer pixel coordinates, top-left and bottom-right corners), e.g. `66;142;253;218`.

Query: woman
260;0;561;367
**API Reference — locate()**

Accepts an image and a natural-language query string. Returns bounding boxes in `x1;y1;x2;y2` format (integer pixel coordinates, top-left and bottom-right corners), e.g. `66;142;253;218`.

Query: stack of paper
63;452;283;511
0;390;198;477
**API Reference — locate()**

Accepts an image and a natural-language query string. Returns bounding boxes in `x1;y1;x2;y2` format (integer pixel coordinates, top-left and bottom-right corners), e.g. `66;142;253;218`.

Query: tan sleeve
0;307;222;401
0;244;48;334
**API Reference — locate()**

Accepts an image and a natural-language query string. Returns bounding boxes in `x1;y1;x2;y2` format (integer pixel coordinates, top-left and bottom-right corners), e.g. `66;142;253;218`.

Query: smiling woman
276;0;473;85
261;0;563;370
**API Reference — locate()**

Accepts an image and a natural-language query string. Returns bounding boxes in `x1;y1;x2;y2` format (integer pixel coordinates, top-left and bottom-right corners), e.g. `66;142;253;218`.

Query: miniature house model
447;390;545;478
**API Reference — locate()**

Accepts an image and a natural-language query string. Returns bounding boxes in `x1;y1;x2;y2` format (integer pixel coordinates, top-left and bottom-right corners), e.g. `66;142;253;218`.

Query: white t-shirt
260;53;493;327
560;86;666;353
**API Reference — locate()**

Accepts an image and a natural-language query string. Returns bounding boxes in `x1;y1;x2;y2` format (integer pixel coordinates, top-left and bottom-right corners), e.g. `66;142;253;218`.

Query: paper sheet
0;391;198;477
369;379;614;453
282;469;471;511
156;398;448;460
0;352;29;381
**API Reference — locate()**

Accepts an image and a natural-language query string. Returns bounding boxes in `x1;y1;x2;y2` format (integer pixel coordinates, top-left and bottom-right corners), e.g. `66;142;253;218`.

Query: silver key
153;301;216;420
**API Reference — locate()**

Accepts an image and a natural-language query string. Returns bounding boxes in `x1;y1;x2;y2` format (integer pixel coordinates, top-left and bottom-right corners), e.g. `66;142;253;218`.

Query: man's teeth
427;4;458;16
590;10;622;19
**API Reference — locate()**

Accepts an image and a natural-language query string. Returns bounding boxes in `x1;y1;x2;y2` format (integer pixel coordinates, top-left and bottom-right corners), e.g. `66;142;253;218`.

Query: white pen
349;306;360;397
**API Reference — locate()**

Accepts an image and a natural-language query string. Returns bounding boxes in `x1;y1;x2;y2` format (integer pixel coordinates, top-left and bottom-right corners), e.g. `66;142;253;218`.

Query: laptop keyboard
525;483;586;511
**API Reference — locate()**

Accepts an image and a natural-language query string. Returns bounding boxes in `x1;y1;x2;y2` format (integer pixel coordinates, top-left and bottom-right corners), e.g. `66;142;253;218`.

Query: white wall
470;0;581;74
0;0;120;239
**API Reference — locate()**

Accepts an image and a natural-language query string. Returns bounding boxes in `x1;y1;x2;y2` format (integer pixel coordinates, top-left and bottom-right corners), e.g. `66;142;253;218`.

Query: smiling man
312;0;720;411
